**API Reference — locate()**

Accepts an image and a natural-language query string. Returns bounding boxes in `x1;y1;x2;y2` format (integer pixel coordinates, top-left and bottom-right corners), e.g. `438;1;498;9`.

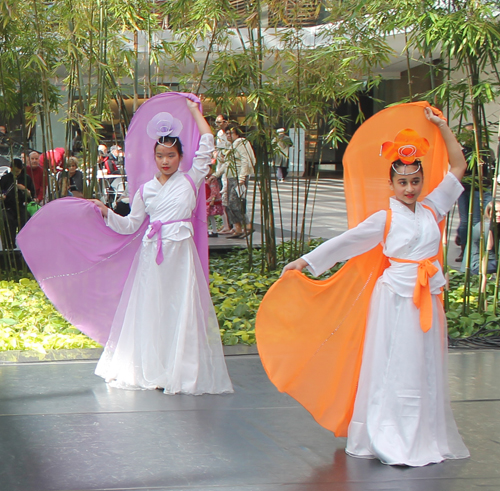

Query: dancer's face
389;167;423;212
155;144;181;182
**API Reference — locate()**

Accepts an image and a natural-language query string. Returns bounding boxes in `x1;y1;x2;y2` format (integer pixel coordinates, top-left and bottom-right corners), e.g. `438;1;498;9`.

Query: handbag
26;201;41;217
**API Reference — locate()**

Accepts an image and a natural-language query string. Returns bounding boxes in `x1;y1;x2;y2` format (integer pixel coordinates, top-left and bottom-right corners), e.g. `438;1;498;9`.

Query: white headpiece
391;161;422;175
146;112;183;140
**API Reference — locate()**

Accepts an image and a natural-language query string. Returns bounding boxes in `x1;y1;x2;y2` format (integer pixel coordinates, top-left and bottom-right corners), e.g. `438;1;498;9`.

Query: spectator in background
98;144;108;172
109;144;122;161
26;151;45;203
98;144;107;155
109;145;124;174
0;126;10;164
224;125;255;238
0;158;35;248
20;152;29;169
72;128;82;153
98;144;118;174
58;156;84;198
215;115;230;158
213;114;232;233
206;164;224;237
455;123;492;261
273;128;293;181
461;200;500;275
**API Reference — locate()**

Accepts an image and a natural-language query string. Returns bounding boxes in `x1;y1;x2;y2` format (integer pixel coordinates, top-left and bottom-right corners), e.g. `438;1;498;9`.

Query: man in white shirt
224;125;256;237
213;115;231;233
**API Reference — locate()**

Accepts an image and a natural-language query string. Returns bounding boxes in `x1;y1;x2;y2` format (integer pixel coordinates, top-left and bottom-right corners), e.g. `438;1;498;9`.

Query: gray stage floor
0;349;499;491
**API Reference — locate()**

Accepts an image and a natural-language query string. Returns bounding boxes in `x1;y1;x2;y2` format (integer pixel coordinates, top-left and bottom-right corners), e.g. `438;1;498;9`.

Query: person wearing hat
109;144;124;174
0;157;35;248
273;128;293;182
97;144;117;174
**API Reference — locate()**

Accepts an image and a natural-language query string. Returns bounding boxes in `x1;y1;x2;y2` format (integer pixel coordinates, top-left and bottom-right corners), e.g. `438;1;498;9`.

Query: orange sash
387;204;441;333
389;255;439;332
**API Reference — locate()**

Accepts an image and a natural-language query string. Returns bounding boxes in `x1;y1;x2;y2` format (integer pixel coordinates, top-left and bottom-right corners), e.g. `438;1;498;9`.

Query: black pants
0;208;28;249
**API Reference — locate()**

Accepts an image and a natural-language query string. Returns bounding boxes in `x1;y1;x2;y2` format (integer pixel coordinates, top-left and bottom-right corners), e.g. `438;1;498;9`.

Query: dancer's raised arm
186;97;211;136
424;106;467;181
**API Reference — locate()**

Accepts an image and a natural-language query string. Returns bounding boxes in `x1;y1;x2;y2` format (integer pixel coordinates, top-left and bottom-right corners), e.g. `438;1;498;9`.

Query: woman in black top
58;156;84;198
0;158;35;248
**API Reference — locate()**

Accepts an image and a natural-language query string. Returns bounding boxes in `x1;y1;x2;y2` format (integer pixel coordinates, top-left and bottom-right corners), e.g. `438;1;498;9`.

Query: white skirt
346;280;469;466
95;236;233;395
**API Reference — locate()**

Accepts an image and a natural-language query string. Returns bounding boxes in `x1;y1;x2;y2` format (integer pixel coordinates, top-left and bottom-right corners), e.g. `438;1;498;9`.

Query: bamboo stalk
195;20;218;97
404;29;412;101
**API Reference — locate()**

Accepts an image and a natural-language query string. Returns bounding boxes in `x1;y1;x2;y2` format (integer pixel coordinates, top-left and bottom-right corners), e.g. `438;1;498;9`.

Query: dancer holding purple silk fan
92;98;233;394
18;94;232;396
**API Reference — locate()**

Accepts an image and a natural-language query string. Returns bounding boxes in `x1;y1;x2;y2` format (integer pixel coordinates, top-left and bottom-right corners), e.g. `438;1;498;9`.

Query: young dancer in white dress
282;107;469;466
92;99;233;395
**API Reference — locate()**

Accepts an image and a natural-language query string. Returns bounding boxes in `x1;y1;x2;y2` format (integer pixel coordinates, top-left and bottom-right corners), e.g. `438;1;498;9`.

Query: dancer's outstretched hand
424;105;467;180
90;199;109;218
281;258;308;276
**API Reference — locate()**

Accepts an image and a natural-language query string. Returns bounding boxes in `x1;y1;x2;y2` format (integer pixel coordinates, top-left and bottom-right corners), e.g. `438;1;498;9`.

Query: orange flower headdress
380;128;430;175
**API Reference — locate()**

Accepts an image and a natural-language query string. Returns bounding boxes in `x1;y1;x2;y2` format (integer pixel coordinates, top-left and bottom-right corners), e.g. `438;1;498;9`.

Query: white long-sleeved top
302;172;464;297
105;133;214;242
214;129;229;180
215;129;230;152
226;137;256;181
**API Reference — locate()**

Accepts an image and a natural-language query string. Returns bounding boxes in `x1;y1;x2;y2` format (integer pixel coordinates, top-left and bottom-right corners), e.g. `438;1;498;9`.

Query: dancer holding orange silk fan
256;103;470;466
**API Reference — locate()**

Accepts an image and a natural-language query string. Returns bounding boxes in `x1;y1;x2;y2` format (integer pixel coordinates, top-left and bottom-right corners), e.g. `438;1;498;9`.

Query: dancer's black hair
389;159;423;180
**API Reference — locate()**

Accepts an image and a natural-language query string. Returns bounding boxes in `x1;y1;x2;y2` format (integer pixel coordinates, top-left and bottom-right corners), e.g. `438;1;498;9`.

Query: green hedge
1;243;498;351
0;279;100;353
446;269;500;338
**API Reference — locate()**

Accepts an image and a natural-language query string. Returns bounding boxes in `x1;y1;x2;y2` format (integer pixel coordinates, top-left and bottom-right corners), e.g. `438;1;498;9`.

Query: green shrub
209;240;336;345
0;278;100;352
446;269;500;338
4;244;496;351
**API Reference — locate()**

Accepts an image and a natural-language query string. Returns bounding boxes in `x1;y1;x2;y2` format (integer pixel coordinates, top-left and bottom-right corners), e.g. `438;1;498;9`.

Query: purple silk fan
17;92;209;345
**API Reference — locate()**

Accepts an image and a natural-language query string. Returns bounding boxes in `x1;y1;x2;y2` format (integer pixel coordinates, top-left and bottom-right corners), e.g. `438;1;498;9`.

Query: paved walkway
209;177;347;250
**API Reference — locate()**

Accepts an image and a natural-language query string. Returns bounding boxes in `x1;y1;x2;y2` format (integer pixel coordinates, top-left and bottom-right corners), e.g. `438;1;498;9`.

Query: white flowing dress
95;134;233;395
302;172;469;466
